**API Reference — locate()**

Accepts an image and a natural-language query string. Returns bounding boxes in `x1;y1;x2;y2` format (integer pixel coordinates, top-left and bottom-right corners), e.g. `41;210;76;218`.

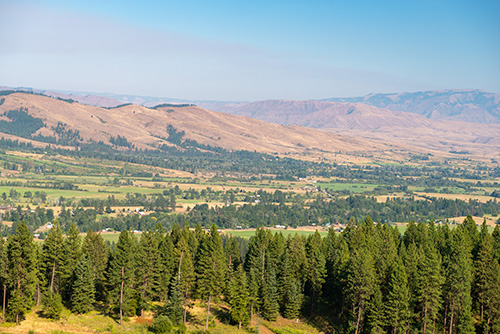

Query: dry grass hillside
199;99;500;158
0;93;404;159
1;92;498;163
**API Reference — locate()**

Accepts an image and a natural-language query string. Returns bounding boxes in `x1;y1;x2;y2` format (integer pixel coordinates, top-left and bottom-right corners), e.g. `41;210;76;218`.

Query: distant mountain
322;89;500;124
196;99;500;158
197;100;434;130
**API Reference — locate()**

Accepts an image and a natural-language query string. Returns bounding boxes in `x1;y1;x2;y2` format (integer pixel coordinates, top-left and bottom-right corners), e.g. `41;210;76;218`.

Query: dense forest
1;216;499;333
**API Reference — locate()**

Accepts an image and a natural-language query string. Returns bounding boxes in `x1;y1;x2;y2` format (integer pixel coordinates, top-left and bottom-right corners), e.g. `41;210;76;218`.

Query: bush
150;315;174;334
41;291;63;320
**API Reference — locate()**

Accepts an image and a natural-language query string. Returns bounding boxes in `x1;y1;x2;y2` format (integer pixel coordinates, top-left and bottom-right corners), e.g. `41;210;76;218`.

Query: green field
316;181;377;193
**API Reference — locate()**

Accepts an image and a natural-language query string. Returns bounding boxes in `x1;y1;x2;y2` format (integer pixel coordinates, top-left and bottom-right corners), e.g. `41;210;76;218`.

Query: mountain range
1;87;499;163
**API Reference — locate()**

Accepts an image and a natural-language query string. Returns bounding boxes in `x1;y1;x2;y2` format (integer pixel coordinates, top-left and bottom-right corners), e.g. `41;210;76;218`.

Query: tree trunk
449;299;455;334
50;259;56;293
120;265;124;326
443;302;448;334
250;300;254;324
36;284;41;306
177;251;184;281
205;294;212;330
355;302;363;334
423;305;428;334
239;320;241;329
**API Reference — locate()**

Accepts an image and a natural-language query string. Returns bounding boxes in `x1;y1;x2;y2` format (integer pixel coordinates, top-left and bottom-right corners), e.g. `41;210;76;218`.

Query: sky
0;0;499;101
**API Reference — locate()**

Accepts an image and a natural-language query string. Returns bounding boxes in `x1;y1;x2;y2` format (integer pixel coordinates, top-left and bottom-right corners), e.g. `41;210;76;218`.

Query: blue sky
0;0;499;100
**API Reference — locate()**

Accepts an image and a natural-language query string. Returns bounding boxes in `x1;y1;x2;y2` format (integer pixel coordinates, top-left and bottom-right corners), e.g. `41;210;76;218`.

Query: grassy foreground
0;304;323;334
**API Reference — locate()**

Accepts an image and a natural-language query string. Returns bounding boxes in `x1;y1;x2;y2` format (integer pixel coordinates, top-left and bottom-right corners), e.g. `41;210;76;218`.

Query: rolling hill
197;99;500;158
0;91;499;163
0;92;405;162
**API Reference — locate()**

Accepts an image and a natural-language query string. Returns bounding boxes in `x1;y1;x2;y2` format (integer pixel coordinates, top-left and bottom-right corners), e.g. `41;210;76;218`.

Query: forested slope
2;216;499;333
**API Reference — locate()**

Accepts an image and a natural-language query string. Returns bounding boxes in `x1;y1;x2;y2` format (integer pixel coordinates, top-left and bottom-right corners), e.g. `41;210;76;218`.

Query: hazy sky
1;0;499;100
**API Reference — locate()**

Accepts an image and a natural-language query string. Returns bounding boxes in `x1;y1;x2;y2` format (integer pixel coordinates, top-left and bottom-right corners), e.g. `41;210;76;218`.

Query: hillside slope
198;99;500;158
0;92;400;159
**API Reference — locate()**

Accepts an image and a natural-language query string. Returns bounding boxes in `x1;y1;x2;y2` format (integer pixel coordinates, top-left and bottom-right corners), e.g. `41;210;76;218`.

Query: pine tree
82;229;108;301
173;235;194;323
0;238;7;321
225;237;242;272
154;224;173;302
107;230;136;325
41;220;66;293
261;265;279;321
492;225;500;261
229;265;249;329
345;246;376;334
474;231;500;332
7;221;37;324
483;259;500;333
247;267;260;325
41;290;63;320
71;254;95;314
305;231;326;316
279;249;302;319
283;278;302;319
195;224;226;330
384;258;411;334
416;244;443;334
34;243;44;306
442;227;474;334
136;230;161;317
64;223;81;302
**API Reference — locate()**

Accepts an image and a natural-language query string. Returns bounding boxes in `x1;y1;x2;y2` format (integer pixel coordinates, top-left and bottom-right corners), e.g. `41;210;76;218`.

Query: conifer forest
1;215;499;334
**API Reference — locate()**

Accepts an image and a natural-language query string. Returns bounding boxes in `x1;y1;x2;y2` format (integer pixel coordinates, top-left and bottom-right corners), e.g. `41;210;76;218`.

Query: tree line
1;215;500;333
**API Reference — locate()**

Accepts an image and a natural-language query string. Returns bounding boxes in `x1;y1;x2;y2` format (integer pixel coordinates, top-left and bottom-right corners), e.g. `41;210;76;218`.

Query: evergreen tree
7;221;37;324
136;230;161;317
247;267;260;324
474;231;500;332
154;224;173;302
492;225;500;260
173;236;194;323
195;224;226;330
41;290;63;320
345;246;376;334
225;236;242;272
107;230;136;325
482;259;500;333
71;255;95;314
64;223;81;302
0;238;7;321
279;249;302;319
229;265;249;329
305;231;326;316
261;265;279;321
442;228;474;334
415;244;443;334
41;220;66;293
82;229;108;301
384;258;411;334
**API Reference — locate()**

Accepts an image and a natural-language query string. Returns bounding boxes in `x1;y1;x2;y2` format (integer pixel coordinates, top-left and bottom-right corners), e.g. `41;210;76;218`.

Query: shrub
41;291;63;320
150;315;173;334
